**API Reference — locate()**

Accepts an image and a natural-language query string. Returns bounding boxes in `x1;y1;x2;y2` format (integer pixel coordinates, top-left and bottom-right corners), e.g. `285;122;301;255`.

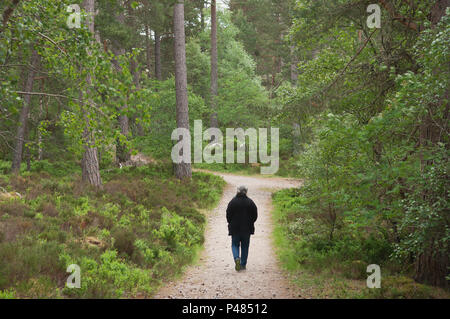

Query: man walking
226;185;258;271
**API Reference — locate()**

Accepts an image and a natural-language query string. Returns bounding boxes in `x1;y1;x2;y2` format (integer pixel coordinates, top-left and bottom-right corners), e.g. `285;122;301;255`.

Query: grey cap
237;185;248;194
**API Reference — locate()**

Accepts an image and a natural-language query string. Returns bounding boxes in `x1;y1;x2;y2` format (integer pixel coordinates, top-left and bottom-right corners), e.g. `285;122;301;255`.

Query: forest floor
154;170;304;299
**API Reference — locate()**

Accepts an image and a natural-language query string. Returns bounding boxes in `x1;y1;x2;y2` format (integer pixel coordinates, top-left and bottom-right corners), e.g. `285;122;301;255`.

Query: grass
0;160;225;298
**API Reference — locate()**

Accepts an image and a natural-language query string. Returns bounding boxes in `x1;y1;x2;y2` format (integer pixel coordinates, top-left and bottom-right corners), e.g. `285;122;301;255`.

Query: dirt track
154;171;302;299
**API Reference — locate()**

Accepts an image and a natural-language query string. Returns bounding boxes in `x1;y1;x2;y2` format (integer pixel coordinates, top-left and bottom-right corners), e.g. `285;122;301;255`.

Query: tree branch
12;91;107;117
378;0;420;32
36;31;67;56
324;29;378;93
0;0;20;33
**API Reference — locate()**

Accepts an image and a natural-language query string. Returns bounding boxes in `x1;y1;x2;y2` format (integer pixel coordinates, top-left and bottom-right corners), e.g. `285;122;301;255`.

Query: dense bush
271;13;450;293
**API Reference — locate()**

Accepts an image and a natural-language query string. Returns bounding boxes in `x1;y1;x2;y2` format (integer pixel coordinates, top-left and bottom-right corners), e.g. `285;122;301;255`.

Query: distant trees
11;48;39;174
3;0;245;182
229;0;293;90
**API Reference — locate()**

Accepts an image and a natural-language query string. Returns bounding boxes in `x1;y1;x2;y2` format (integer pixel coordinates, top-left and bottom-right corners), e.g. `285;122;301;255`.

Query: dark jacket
226;193;258;236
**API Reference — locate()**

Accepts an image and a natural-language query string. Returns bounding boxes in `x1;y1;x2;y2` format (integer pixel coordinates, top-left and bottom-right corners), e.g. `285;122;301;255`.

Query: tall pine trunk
82;0;102;188
290;44;301;155
112;47;130;163
290;45;298;85
145;24;152;78
111;9;130;163
37;78;45;161
130;55;144;136
210;0;219;129
11;47;39;174
200;1;205;31
155;31;162;80
173;0;191;179
81;125;102;186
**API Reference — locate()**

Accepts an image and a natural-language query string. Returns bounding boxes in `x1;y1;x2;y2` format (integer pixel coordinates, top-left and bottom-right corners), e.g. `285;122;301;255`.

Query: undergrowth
271;188;450;299
0;161;225;298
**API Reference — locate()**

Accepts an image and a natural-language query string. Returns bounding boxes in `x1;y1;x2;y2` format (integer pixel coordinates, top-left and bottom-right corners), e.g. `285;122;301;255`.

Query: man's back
226;193;258;236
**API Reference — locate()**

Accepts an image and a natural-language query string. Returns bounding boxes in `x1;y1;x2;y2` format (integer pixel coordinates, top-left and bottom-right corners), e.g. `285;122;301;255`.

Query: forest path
154;170;303;299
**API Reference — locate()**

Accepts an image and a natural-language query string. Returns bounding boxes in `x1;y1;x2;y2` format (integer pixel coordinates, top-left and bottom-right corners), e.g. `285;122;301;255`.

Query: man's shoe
235;258;241;271
241;265;246;270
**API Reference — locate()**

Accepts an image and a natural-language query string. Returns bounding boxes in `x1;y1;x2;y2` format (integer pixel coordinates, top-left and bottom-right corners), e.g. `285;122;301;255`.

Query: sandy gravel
154;171;302;299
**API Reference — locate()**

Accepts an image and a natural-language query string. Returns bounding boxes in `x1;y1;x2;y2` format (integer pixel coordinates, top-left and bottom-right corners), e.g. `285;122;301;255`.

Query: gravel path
154;171;302;299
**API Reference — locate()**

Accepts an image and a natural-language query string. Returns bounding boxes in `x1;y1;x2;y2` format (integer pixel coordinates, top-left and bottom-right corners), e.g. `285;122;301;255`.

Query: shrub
0;288;16;299
112;228;136;257
39;202;59;217
0;200;32;218
60;250;154;298
153;207;203;251
0;161;224;297
0;240;64;290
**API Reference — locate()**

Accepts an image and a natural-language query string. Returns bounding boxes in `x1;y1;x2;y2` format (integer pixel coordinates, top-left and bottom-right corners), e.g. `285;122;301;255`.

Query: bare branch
11;91;107;117
36;31;67;56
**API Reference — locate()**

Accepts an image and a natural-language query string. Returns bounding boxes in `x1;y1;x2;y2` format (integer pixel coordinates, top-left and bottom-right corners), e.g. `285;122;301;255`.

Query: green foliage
0;239;65;291
2;0;449;299
394;148;449;261
60;249;154;298
132;77;208;160
272;5;450;291
153;207;203;251
0;162;225;297
0;288;16;299
186;11;271;129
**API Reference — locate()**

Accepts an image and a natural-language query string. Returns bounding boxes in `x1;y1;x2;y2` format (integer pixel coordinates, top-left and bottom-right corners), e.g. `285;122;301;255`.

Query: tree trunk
414;241;449;288
290;42;300;155
200;0;205;31
130;56;144;136
82;0;102;188
116;110;131;163
25;144;31;171
111;9;131;163
130;58;141;89
145;24;152;78
292;122;301;155
11;47;39;174
81;128;102;187
173;0;192;179
0;0;20;34
210;0;219;129
290;45;298;85
155;31;162;80
37;78;44;161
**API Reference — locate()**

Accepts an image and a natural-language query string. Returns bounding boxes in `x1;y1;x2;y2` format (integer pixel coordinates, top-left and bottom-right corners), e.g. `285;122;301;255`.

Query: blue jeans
231;234;251;266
